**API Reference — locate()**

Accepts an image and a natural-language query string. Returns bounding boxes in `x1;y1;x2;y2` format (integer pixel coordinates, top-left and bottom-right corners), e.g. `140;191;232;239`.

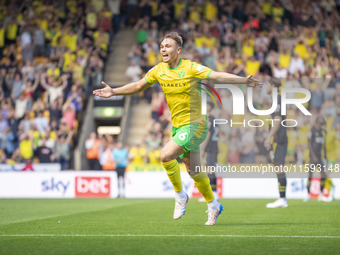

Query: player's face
160;38;181;64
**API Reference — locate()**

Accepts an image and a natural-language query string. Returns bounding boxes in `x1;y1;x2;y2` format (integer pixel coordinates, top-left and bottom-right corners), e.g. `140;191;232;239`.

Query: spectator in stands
40;72;68;106
148;21;159;41
113;141;129;197
86;5;98;31
128;0;140;25
134;17;149;45
49;100;62;125
35;137;55;163
240;128;256;164
1;127;15;158
33;24;45;57
44;127;56;150
19;132;34;162
125;59;143;103
31;97;47;113
66;85;83;113
22;42;34;63
310;82;324;111
289;52;305;75
58;119;70;138
0;68;10;98
271;62;287;79
34;111;48;135
228;134;241;164
55;131;73;170
148;147;161;164
85;132;101;170
30;123;41;149
0;149;6;163
19;112;32;133
0;115;8;134
126;59;142;82
129;140;147;165
21;60;35;81
7;108;19;138
23;73;40;110
11;72;23;100
62;99;76;129
145;132;161;151
128;45;143;66
100;136;116;171
15;93;28;120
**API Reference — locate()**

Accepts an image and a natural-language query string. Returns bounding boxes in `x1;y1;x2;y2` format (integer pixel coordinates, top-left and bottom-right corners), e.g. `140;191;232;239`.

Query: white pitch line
0;234;340;239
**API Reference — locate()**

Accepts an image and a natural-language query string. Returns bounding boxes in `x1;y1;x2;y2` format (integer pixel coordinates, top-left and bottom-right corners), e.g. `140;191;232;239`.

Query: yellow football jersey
148;149;161;164
145;59;212;128
279;53;290;68
129;147;147;165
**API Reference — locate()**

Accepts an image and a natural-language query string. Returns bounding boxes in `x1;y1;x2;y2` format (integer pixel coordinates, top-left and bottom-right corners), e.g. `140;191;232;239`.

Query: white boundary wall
0;172;118;198
1;171;339;199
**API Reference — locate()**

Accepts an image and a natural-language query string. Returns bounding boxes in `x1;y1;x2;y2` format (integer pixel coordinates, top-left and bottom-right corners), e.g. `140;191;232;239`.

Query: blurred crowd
0;0;113;169
3;0;339;169
123;0;340;166
85;129;162;171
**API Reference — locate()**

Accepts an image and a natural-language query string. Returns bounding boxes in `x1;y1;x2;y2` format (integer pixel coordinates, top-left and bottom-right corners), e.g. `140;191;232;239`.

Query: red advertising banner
75;177;111;198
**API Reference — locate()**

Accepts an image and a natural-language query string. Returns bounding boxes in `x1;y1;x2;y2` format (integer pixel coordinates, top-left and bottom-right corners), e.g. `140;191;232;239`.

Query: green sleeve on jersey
207;70;213;79
144;76;152;85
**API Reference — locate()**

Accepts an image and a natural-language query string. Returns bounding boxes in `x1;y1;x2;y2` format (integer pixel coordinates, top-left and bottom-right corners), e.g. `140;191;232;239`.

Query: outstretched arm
93;78;151;98
208;71;262;87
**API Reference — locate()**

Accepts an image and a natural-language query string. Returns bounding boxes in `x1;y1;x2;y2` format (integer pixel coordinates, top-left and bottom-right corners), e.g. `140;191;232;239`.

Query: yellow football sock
162;160;183;192
192;172;214;203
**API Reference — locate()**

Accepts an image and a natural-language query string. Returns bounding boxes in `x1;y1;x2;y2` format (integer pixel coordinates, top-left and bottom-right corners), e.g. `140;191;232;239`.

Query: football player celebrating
94;32;261;225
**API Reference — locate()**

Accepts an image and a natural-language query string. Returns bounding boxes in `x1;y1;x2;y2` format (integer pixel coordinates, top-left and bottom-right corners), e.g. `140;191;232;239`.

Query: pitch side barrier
1;170;339;199
0;171;118;198
0;163;61;172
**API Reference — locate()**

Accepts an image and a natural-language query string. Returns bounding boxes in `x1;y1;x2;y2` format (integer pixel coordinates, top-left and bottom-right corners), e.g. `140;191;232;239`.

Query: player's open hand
246;75;262;88
93;82;115;98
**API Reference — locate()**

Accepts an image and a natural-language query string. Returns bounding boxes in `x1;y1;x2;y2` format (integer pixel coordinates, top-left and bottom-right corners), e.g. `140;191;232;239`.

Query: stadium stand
0;0;111;169
3;0;338;171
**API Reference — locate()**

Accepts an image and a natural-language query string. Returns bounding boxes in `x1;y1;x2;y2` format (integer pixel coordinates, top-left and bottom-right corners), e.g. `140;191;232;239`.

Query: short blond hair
160;32;183;47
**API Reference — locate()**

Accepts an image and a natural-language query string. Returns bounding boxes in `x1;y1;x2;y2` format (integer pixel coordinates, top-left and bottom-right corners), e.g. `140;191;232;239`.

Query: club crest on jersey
178;71;185;78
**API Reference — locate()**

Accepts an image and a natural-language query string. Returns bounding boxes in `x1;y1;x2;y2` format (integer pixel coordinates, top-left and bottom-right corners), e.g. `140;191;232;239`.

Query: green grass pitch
0;198;339;255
